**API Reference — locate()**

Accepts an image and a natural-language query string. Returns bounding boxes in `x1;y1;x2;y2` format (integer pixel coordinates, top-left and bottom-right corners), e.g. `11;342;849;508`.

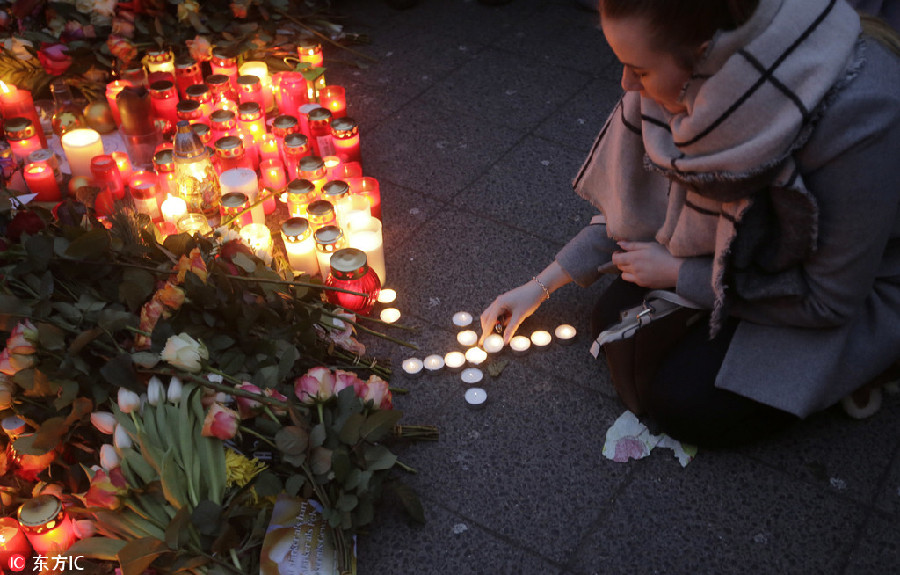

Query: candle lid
209;109;236;128
308;107;332;123
287;178;316;197
206;74;230;88
149;80;176;97
18;494;63;528
26;148;55;164
3;117;35;140
314;225;343;247
237;75;261;88
281;217;312;242
185;83;210;100
214;134;243;156
322;180;349;199
176;99;201;114
144;48;173;63
298;155;325;173
272;114;299;136
211;47;236;64
221;191;249;208
153;148;175;171
175;55;199;71
191;123;211;142
2;415;26;434
331;117;358;137
284;133;310;152
329;247;368;276
307;199;334;219
237;102;261;120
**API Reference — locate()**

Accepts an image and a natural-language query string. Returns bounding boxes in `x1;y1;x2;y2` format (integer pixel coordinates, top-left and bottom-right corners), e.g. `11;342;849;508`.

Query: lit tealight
423;354;445;372
380;308;401;324
456;330;478;347
509;335;531;354
453;311;473;327
444;351;466;371
465;387;487;410
465;346;488;366
554;324;577;345
401;358;423;376
530;330;552;348
461;368;483;385
377;289;397;304
482;333;504;354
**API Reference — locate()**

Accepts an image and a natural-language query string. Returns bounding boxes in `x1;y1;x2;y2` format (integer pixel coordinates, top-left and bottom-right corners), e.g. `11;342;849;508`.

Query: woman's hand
479;281;546;345
611;241;684;288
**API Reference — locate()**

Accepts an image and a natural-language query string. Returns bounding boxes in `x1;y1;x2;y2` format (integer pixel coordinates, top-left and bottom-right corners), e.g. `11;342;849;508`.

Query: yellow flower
225;450;266;488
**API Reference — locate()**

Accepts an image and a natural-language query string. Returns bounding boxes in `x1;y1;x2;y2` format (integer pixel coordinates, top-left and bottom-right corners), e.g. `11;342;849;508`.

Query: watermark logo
7;553;27;572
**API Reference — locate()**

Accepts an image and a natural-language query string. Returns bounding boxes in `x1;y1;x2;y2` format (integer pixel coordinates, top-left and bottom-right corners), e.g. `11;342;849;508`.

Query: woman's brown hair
599;0;760;62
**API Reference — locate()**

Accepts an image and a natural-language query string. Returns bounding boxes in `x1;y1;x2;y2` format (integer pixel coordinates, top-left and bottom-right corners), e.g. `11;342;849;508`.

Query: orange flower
134;298;166;351
175;247;208;283
155;281;185;310
83;467;127;510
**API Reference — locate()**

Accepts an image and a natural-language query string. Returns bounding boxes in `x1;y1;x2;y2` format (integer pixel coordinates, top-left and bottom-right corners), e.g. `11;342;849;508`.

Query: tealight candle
380;308;401;324
401;358;423;376
482;333;505;354
160;194;187;225
530;330;552;348
60;128;104;179
23;162;61;201
239;223;274;264
465;347;487;366
0;517;31;568
444;351;466;372
457;330;478;347
377;288;397;304
461;367;483;385
17;494;77;555
554;324;577;345
465;387;487;410
453;311;473;327
423;354;444;372
509;335;531;354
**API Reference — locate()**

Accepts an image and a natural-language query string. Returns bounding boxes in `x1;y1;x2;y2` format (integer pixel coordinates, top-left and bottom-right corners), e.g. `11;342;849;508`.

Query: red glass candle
153;148;176;200
176;99;203;125
149;80;180;136
26;149;62;185
325;248;381;316
129;170;161;221
143;48;176;85
258;158;285;214
258;134;281;164
23;162;61;201
277;72;308;117
283;133;311;180
112;151;134;184
210;49;239;91
192;122;213;146
209;109;239;144
298;156;327;196
323;155;344;181
348;176;382;220
237;75;266;112
185;84;213;123
331;117;361;164
238;132;259;171
5;118;43;163
0;517;32;570
286;178;318;218
307;107;336;158
105;79;132;128
271;114;299;163
91;154;125;200
213;135;253;174
17;494;77;556
319;85;346;118
0;81;46;147
298;41;324;69
175;56;203;99
221;191;255;227
206;74;238;115
237;102;266;144
338;161;364;179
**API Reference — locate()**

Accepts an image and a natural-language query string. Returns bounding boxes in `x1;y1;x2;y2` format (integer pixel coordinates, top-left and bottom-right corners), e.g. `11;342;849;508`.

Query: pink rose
201;403;239;440
185;34;211;63
235;382;263;419
332;369;362;395
264;388;288;416
362;376;393;410
37;43;72;76
294;366;335;404
6;319;37;354
6;210;46;242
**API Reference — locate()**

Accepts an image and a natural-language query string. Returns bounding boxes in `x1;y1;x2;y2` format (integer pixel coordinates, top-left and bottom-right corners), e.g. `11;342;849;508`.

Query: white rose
160;333;209;373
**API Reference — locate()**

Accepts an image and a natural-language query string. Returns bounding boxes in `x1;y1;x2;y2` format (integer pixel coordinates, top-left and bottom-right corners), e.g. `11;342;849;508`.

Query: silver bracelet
532;276;550;301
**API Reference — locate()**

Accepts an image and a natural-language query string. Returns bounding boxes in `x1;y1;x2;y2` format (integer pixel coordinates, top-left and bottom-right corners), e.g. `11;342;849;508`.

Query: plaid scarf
574;0;862;331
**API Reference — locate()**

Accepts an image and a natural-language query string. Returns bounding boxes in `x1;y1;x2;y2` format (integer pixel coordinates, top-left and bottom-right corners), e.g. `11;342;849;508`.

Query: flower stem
395;459;418;474
240;425;277;449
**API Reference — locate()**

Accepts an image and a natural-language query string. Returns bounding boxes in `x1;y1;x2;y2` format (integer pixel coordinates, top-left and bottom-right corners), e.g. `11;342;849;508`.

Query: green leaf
0;295;30;330
122;447;160;485
285;474;306;496
311;447;332;476
191;500;222;537
166;506;193;550
100;353;136;388
231;251;257;273
254;364;280;389
52;380;79;411
22;233;53;270
360;410;403;443
275;426;308;456
65;536;126;560
487;359;510;378
254;470;284;498
99;309;138;332
162;233;194;257
363;445;397;471
338;412;364;445
355;498;375;528
120;268;157;312
310;423;326;448
331;448;352;482
118;536;169;575
37;322;66;351
65;228;111;259
391;481;426;524
336;493;358;512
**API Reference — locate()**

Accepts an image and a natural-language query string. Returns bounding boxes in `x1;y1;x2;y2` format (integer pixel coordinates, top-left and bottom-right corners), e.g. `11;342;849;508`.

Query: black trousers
591;278;798;447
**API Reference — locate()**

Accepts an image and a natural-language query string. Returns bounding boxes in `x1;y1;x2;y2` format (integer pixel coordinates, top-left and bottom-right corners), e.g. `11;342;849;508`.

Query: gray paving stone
843;513;900;574
534;74;623;153
569;453;868;575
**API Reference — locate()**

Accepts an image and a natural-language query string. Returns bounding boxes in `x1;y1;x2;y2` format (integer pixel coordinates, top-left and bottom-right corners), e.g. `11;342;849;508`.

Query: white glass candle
509;335;531;354
281;218;319;276
346;215;386;285
452;311;473;327
444;351;466;372
160;194;187;224
554;323;577;345
465;346;487;366
461;368;483;385
380;308;401;324
377;289;397;304
530;330;552;348
465;387;487;409
482;333;504;354
61;128;104;179
457;330;478;347
220;168;264;225
239;223;273;264
239;61;273;111
401;358;423;376
423;354;444;372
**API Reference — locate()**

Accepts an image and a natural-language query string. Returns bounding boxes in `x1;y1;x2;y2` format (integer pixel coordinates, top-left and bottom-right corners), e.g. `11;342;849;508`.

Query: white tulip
167;376;183;404
90;411;117;435
160;333;209;373
147;376;164;406
99;444;120;470
117;388;141;414
113;424;133;449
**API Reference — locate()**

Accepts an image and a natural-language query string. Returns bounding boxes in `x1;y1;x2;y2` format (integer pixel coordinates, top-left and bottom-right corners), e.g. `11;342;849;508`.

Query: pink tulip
201;403;239;440
235;382;263;419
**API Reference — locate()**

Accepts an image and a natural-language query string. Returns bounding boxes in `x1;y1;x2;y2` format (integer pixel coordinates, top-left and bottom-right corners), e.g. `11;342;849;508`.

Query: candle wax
401;358;423;375
465;387;487;408
457;330;478;347
423;354;445;371
380;308;401;324
453;311;474;327
461;368;484;385
377;288;397;304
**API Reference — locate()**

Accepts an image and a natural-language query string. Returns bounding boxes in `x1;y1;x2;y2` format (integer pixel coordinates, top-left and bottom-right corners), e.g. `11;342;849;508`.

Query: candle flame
0;80;13;94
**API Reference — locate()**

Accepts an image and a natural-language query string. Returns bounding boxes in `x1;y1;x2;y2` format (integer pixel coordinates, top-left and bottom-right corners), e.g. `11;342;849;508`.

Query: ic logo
7;553;27;572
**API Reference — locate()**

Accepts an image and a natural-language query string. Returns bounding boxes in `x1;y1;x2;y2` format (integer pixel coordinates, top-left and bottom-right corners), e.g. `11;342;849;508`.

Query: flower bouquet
0;197;436;574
